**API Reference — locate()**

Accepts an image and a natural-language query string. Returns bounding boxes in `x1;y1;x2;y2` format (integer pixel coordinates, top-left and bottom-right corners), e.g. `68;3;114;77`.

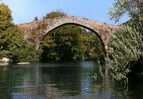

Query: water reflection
41;65;81;95
0;67;10;99
0;61;140;99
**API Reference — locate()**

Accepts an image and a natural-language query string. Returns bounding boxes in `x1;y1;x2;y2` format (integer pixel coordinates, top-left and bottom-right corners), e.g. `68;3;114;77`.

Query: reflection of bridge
18;16;118;52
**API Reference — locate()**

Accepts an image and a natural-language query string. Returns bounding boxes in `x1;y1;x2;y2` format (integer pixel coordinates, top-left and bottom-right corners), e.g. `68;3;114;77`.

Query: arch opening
39;23;106;63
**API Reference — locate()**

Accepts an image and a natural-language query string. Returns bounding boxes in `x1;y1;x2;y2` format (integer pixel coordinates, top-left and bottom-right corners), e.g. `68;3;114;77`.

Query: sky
2;0;129;24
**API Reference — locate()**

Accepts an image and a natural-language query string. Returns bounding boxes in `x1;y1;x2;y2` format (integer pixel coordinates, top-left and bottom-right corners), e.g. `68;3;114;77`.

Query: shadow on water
128;76;143;99
127;58;143;99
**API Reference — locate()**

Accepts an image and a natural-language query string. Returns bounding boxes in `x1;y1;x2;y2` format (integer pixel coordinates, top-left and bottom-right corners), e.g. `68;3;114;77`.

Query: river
0;61;142;99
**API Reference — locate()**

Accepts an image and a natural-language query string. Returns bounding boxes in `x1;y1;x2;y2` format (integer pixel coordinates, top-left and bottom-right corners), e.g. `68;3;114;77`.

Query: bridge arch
41;22;107;56
34;16;117;56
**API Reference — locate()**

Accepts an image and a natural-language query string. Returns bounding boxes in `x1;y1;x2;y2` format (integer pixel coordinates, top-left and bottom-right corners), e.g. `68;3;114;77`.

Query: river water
0;61;142;99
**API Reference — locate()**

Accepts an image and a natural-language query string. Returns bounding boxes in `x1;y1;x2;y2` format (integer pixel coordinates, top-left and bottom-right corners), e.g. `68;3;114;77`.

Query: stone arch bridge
18;16;118;53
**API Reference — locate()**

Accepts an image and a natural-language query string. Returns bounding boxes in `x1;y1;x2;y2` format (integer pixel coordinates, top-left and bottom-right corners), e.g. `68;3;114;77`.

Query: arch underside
41;22;107;56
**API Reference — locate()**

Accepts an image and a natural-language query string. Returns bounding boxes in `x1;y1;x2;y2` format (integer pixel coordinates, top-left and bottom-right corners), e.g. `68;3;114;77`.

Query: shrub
45;11;66;19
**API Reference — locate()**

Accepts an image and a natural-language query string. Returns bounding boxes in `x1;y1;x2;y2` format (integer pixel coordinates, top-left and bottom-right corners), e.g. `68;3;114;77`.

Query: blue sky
2;0;129;24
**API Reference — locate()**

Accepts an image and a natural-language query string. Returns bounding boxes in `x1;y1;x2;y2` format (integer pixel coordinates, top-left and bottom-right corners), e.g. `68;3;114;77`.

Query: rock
0;57;10;66
2;57;10;63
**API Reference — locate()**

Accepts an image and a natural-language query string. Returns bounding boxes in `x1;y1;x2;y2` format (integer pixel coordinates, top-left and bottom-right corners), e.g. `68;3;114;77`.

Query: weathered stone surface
18;16;119;51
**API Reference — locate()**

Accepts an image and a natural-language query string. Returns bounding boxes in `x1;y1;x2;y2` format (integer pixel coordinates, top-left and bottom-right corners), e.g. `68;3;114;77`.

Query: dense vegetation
109;0;143;81
0;3;39;63
40;24;105;63
108;25;143;80
109;0;142;22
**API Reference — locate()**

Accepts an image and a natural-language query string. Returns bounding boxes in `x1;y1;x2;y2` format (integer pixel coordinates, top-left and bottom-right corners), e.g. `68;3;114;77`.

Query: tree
109;0;143;82
0;3;40;63
108;25;143;80
0;26;40;62
0;3;13;58
40;25;82;62
0;3;12;33
79;32;105;62
109;0;142;22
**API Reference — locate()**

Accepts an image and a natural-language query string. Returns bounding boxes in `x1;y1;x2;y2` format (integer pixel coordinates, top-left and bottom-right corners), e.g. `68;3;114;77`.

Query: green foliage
13;44;41;63
0;26;40;63
45;11;66;19
41;25;82;62
109;0;143;80
108;25;143;80
0;3;12;32
80;33;105;62
40;24;105;63
109;0;142;22
0;3;40;63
